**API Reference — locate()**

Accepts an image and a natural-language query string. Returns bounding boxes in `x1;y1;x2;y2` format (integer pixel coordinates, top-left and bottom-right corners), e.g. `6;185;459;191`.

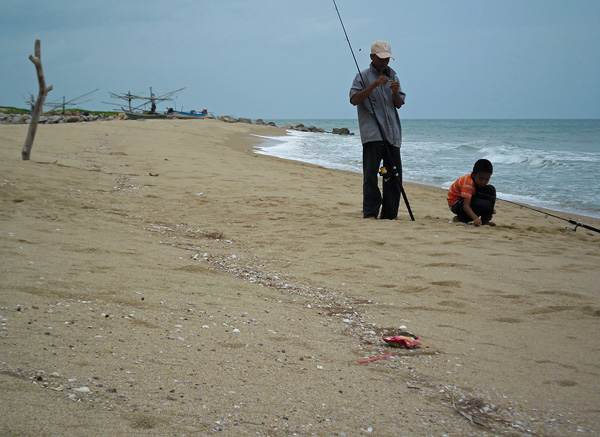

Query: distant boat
106;86;185;119
173;110;208;119
123;110;173;120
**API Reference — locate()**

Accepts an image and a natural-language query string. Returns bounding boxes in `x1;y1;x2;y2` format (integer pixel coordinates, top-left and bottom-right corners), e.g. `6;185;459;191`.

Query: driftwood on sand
22;39;53;161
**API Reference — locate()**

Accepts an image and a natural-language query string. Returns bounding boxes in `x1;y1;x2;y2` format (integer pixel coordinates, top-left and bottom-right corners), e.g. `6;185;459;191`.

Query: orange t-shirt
447;174;475;206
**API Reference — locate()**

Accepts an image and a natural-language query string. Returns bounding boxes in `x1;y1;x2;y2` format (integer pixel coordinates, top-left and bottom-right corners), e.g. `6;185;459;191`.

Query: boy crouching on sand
447;159;497;226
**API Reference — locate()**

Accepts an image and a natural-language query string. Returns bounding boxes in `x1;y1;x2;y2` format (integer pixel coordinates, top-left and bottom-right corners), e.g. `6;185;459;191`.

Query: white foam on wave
496;191;556;207
254;131;362;172
252;131;306;155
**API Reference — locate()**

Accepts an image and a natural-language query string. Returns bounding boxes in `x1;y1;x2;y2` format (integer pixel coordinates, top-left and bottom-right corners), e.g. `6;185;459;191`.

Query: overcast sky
2;0;599;119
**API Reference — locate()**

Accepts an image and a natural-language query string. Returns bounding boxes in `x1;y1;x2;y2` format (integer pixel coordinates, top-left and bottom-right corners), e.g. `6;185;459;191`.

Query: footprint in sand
492;317;521;323
430;280;461;288
535;289;585;299
437;300;467;309
545;380;578;387
426;262;461;268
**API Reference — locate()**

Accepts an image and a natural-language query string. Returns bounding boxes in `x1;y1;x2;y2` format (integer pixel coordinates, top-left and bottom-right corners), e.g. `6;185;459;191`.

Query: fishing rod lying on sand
332;0;415;221
502;197;600;233
482;193;600;234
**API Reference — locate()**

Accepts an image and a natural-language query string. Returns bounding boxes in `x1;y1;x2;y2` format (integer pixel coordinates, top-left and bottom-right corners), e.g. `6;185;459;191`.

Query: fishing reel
379;166;396;182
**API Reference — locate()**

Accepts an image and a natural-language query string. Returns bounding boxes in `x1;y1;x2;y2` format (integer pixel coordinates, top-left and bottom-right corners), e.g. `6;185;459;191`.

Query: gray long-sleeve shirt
349;64;406;148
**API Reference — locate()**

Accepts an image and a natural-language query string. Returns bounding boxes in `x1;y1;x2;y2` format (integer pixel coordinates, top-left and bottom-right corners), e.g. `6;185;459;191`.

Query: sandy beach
1;118;599;435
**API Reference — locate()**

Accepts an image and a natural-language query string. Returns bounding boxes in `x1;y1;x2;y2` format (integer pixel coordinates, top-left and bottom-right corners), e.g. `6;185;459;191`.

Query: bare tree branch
22;39;53;161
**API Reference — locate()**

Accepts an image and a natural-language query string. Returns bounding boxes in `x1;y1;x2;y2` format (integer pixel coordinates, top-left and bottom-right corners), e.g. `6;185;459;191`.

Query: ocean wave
481;145;574;168
484;153;562;168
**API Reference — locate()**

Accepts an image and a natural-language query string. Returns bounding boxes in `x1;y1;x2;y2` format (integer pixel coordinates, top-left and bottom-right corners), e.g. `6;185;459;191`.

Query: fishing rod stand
376;144;414;221
383;140;415;221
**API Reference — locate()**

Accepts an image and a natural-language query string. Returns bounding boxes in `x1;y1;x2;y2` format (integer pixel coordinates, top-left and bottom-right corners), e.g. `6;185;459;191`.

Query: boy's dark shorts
450;199;463;216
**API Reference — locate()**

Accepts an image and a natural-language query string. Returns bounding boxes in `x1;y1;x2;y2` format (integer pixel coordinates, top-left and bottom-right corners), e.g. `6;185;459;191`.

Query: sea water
255;119;600;219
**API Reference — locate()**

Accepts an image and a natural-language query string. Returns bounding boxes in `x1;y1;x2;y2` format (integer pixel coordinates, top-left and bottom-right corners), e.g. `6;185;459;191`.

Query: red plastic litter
382;333;421;349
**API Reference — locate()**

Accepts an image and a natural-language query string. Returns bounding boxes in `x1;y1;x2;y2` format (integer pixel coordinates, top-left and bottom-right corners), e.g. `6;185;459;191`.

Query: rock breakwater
1;109;354;135
0;111;122;125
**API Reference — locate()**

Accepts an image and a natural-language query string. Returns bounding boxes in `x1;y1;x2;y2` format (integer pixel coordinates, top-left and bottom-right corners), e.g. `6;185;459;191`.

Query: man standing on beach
350;40;406;220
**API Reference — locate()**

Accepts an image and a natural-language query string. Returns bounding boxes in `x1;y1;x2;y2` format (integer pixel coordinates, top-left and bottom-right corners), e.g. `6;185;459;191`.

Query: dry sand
1;118;599;435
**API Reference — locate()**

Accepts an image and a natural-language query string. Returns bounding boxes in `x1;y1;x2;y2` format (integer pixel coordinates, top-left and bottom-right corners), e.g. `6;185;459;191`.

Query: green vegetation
0;106;119;116
0;106;29;115
58;108;120;116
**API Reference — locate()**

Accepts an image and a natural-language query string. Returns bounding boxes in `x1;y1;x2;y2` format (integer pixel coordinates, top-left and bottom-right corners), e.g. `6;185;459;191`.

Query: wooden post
22;39;53;161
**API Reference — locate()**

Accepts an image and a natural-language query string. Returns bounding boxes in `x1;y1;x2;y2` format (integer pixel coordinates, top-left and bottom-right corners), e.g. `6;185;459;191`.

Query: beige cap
371;40;394;59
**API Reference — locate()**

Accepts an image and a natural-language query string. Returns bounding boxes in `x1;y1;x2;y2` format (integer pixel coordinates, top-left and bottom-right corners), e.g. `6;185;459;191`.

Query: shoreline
4;108;598;220
1;119;599;435
255;127;600;222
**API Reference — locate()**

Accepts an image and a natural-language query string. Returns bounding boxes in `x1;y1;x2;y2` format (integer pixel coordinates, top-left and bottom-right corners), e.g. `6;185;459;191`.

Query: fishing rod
501;197;600;233
480;192;600;234
332;0;415;221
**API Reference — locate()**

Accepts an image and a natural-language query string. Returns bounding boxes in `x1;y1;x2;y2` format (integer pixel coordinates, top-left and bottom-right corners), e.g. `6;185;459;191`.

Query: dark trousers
451;184;496;223
363;141;401;219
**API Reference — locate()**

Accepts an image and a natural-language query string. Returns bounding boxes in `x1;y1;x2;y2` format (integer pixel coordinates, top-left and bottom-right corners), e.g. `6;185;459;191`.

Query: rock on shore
0;111;121;125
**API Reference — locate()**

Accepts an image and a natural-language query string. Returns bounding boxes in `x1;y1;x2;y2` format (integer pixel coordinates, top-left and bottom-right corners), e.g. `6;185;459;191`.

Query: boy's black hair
473;159;493;175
